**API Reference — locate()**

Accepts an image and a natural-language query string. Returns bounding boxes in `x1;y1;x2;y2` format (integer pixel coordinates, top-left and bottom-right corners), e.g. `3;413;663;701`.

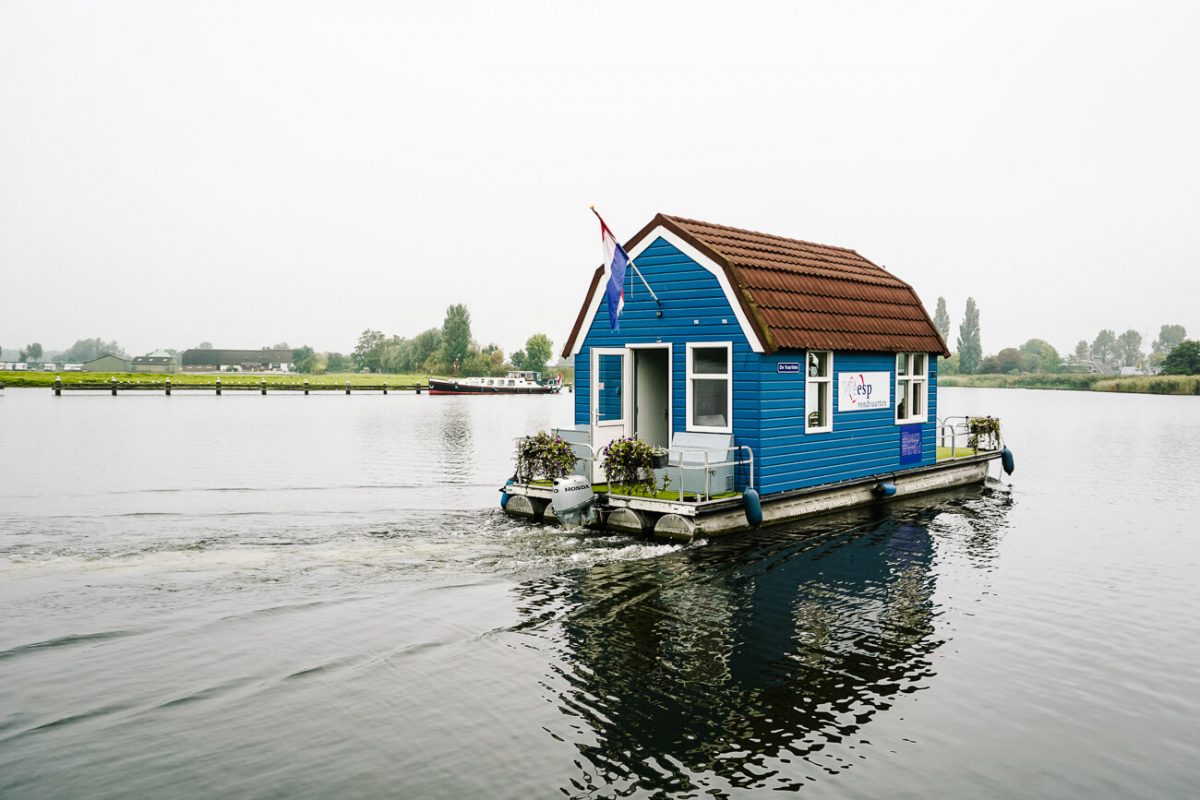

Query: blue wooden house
505;213;1004;537
563;213;950;489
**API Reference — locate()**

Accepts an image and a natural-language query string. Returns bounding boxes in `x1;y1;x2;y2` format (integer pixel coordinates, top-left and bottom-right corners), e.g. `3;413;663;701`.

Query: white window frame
685;342;733;434
805;350;834;434
895;352;929;424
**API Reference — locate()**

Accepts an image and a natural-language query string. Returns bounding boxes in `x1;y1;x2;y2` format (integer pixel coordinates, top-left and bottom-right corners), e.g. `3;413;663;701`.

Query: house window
896;353;928;423
597;353;624;422
686;343;732;432
805;351;833;433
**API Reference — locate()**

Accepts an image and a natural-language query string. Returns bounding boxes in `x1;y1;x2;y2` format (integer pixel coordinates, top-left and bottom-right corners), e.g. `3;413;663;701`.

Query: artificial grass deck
524;479;736;502
936;446;978;461
528;450;991;499
597;484;740;502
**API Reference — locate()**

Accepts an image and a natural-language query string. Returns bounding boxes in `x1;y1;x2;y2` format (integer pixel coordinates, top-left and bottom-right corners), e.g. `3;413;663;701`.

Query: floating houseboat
502;213;1011;538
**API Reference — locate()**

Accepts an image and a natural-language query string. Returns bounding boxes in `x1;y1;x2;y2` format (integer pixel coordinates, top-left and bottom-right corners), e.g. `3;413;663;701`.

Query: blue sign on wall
900;424;923;464
777;362;800;374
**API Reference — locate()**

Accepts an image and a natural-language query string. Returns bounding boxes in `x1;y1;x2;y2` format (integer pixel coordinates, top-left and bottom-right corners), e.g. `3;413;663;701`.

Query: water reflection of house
520;505;941;794
180;348;293;372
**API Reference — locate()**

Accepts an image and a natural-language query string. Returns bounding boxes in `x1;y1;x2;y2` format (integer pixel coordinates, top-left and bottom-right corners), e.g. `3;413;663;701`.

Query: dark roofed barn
181;349;293;372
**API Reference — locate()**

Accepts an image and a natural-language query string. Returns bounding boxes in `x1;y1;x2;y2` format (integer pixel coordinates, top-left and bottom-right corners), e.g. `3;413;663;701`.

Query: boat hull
502;451;1001;539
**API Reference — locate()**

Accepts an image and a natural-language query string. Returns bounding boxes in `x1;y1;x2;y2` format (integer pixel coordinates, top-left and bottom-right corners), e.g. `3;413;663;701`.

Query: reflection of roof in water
513;503;968;795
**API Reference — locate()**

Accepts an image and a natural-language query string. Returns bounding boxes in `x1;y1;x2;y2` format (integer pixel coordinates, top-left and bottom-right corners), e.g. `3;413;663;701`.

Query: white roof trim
569;225;766;355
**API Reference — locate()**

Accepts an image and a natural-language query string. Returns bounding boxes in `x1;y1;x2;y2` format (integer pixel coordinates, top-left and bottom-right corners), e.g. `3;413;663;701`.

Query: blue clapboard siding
574;237;759;488
572;235;939;495
756;352;938;494
929;357;939;462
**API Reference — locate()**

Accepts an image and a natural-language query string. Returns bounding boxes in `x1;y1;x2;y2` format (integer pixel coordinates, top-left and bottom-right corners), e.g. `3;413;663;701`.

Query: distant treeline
7;304;565;380
290;304;558;377
939;373;1200;395
1;339;122;364
929;296;1196;376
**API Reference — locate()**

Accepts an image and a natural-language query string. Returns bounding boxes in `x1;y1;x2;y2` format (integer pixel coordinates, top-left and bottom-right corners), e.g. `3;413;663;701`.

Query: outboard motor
551;474;598;529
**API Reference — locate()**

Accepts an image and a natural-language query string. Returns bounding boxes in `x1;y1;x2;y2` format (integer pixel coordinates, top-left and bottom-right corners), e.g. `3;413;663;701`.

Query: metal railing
938;415;1003;458
666;445;755;502
521;434;756;503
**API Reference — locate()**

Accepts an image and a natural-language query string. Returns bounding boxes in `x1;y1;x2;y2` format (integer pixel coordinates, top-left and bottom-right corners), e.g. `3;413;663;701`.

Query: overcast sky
2;0;1197;359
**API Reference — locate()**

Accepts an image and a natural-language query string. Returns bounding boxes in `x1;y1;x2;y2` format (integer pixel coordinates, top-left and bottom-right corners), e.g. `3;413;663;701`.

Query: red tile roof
563;214;950;357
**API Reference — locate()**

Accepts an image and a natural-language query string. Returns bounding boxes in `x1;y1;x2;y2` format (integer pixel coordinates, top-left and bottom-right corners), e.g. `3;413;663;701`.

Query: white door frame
627;342;673;446
590;347;631;481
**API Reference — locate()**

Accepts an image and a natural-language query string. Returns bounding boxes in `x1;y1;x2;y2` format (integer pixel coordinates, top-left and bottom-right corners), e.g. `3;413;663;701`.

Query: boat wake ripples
3;388;1199;798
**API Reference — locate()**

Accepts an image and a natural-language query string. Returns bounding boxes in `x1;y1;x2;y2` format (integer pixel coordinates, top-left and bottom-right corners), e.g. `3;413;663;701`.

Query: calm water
1;387;1198;798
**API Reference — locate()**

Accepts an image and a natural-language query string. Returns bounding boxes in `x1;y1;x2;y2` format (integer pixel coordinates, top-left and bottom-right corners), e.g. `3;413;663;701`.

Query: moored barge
430;370;560;395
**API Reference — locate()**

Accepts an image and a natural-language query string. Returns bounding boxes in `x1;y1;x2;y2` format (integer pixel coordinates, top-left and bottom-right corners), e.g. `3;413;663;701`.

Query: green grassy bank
0;372;430;388
940;373;1200;395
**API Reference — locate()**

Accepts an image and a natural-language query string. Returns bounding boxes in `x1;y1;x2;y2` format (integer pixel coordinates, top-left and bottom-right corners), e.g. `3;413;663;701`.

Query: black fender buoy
743;488;762;527
1001;447;1015;475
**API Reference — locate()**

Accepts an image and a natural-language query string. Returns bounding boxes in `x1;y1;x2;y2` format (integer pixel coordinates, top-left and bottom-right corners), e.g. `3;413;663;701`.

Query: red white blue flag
595;210;628;332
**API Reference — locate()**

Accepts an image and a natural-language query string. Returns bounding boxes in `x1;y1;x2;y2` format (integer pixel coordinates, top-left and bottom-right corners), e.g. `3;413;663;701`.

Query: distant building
82;354;131;372
180;348;293;372
130;350;178;373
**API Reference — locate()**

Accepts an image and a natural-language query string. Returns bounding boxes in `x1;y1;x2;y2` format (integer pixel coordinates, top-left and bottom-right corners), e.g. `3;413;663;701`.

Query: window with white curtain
805;350;832;433
686;343;732;432
895;353;928;423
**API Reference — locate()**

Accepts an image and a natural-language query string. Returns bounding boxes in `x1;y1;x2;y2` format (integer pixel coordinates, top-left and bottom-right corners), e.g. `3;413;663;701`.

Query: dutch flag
597;212;628;333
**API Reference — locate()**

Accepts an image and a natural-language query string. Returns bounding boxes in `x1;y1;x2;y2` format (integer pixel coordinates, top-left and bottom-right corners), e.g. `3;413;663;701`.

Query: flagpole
589;206;661;306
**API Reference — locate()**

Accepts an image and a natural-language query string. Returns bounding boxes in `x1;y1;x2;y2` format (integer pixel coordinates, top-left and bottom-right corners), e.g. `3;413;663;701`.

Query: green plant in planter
967;416;1002;450
515;431;577;482
649;446;670;469
600;436;656;496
